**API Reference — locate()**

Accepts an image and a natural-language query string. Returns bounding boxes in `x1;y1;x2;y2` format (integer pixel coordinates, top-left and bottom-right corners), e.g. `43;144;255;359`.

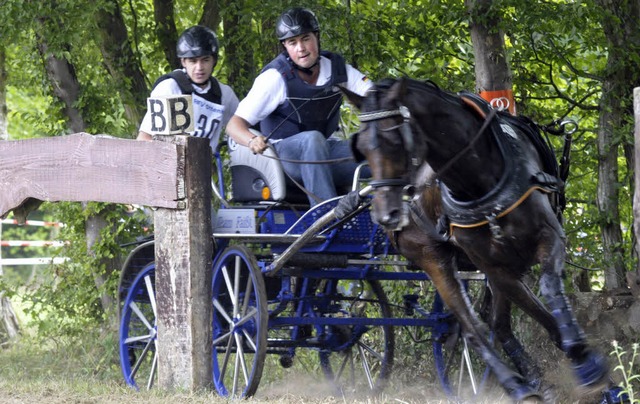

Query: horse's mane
375;77;463;107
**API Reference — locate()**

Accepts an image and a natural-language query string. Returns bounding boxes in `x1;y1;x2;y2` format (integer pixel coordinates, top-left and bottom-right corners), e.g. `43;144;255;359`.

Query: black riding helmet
176;26;219;63
275;8;319;41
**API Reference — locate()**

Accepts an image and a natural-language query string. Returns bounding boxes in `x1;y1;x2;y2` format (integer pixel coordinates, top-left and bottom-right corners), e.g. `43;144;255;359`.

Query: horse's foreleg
396;224;540;401
538;242;609;393
426;269;540;401
486;283;544;391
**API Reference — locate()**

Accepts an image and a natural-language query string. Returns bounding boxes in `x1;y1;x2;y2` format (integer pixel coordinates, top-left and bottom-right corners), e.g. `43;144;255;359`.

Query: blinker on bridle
358;105;420;193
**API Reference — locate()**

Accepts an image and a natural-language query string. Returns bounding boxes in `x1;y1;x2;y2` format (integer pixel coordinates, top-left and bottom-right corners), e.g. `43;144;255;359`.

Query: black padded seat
228;130;310;206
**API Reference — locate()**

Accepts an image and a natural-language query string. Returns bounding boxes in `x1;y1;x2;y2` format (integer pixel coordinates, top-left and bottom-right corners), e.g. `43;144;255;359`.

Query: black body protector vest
152;69;223;140
259;51;348;140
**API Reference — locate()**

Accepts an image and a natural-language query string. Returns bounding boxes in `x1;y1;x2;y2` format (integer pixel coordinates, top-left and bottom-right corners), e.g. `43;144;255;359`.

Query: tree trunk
35;13;118;326
35;33;86;133
96;0;149;134
465;0;515;115
221;0;255;92
594;0;640;289
596;81;626;289
153;0;179;70
0;45;21;344
200;0;221;31
85;210;119;331
0;45;7;141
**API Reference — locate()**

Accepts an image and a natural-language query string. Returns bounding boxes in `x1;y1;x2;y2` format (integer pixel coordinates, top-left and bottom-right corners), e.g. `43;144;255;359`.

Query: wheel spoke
212;329;233;346
335;350;352;381
233;257;241;317
130;330;154;380
241;329;257;352
240;275;254;315
232;338;241;396
124;334;153;344
130;301;154;331
146;347;157;390
221;265;237;309
358;344;375;389
218;330;236;385
462;339;478;394
235;307;257;327
213;298;234;325
358;340;385;362
234;333;250;390
144;275;157;317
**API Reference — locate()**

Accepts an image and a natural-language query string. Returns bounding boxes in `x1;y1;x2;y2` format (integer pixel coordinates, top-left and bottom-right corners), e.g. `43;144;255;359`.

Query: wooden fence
0;131;213;391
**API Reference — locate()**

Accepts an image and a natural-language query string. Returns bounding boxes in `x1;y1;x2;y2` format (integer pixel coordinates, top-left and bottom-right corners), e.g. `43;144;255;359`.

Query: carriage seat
228;129;310;205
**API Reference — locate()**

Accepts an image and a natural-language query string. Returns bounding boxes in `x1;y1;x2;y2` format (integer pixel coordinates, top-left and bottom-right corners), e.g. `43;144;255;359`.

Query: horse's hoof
539;383;559;404
600;386;630;404
526;376;542;391
572;350;609;395
510;385;543;403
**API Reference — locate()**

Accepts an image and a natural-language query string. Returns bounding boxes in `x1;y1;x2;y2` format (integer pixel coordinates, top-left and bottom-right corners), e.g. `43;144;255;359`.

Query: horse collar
439;118;559;231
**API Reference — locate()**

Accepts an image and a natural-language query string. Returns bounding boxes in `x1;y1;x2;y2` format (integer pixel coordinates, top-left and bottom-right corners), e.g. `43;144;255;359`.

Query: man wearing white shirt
138;26;239;153
226;8;372;205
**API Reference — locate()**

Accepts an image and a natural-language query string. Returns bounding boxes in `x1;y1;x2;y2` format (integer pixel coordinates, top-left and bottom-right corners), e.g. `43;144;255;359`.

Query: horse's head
343;78;426;231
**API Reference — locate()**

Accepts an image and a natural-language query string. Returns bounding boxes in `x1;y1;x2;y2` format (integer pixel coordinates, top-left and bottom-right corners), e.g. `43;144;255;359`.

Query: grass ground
0;329;513;404
0;295;627;403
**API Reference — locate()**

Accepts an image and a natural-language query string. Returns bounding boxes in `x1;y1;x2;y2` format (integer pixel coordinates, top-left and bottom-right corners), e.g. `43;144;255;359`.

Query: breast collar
438;116;559;231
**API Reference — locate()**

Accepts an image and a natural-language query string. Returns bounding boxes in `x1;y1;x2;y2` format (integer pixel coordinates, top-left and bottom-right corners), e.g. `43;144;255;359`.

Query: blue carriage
117;138;488;399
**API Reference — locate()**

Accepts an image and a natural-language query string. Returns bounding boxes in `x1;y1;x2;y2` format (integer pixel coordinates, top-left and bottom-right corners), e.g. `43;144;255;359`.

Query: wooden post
634;88;640;270
154;135;213;390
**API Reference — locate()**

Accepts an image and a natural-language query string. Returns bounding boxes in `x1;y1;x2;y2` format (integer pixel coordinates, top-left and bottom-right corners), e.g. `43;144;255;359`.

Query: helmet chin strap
292;58;319;75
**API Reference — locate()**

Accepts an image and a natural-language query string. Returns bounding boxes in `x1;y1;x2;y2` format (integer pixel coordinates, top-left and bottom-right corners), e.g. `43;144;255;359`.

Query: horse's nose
375;208;403;230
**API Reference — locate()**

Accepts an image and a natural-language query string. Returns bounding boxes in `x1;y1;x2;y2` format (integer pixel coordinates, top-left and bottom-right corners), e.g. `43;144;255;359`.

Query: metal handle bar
265;185;374;276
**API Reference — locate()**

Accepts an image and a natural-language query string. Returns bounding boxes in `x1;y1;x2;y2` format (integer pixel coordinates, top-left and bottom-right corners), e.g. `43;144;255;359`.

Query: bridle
357;104;422;197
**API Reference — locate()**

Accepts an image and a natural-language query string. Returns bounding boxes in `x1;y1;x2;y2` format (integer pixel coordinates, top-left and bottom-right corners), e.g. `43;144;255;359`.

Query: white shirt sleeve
234;69;287;126
345;64;373;96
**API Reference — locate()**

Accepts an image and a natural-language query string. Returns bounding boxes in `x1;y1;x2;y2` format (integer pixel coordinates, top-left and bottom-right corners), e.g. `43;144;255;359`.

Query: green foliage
12;202;151;339
611;340;640;403
2;0;639;352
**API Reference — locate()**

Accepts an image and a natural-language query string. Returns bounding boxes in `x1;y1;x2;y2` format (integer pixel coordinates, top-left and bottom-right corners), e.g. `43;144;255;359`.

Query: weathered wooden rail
0;128;213;391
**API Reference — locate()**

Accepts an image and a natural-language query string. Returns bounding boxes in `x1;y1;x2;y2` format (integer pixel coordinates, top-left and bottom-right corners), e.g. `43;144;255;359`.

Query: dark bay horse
342;78;611;402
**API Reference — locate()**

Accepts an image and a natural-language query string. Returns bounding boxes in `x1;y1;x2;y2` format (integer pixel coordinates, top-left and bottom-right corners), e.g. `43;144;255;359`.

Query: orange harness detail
448;185;553;235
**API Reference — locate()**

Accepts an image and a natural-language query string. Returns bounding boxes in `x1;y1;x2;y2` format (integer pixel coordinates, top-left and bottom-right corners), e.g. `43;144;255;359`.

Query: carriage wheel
432;279;493;400
318;279;395;396
211;245;268;398
119;262;157;390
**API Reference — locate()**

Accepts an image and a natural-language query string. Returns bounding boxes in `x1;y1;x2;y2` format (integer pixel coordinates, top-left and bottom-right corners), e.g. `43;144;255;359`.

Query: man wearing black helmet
138;26;239;152
226;7;372;206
